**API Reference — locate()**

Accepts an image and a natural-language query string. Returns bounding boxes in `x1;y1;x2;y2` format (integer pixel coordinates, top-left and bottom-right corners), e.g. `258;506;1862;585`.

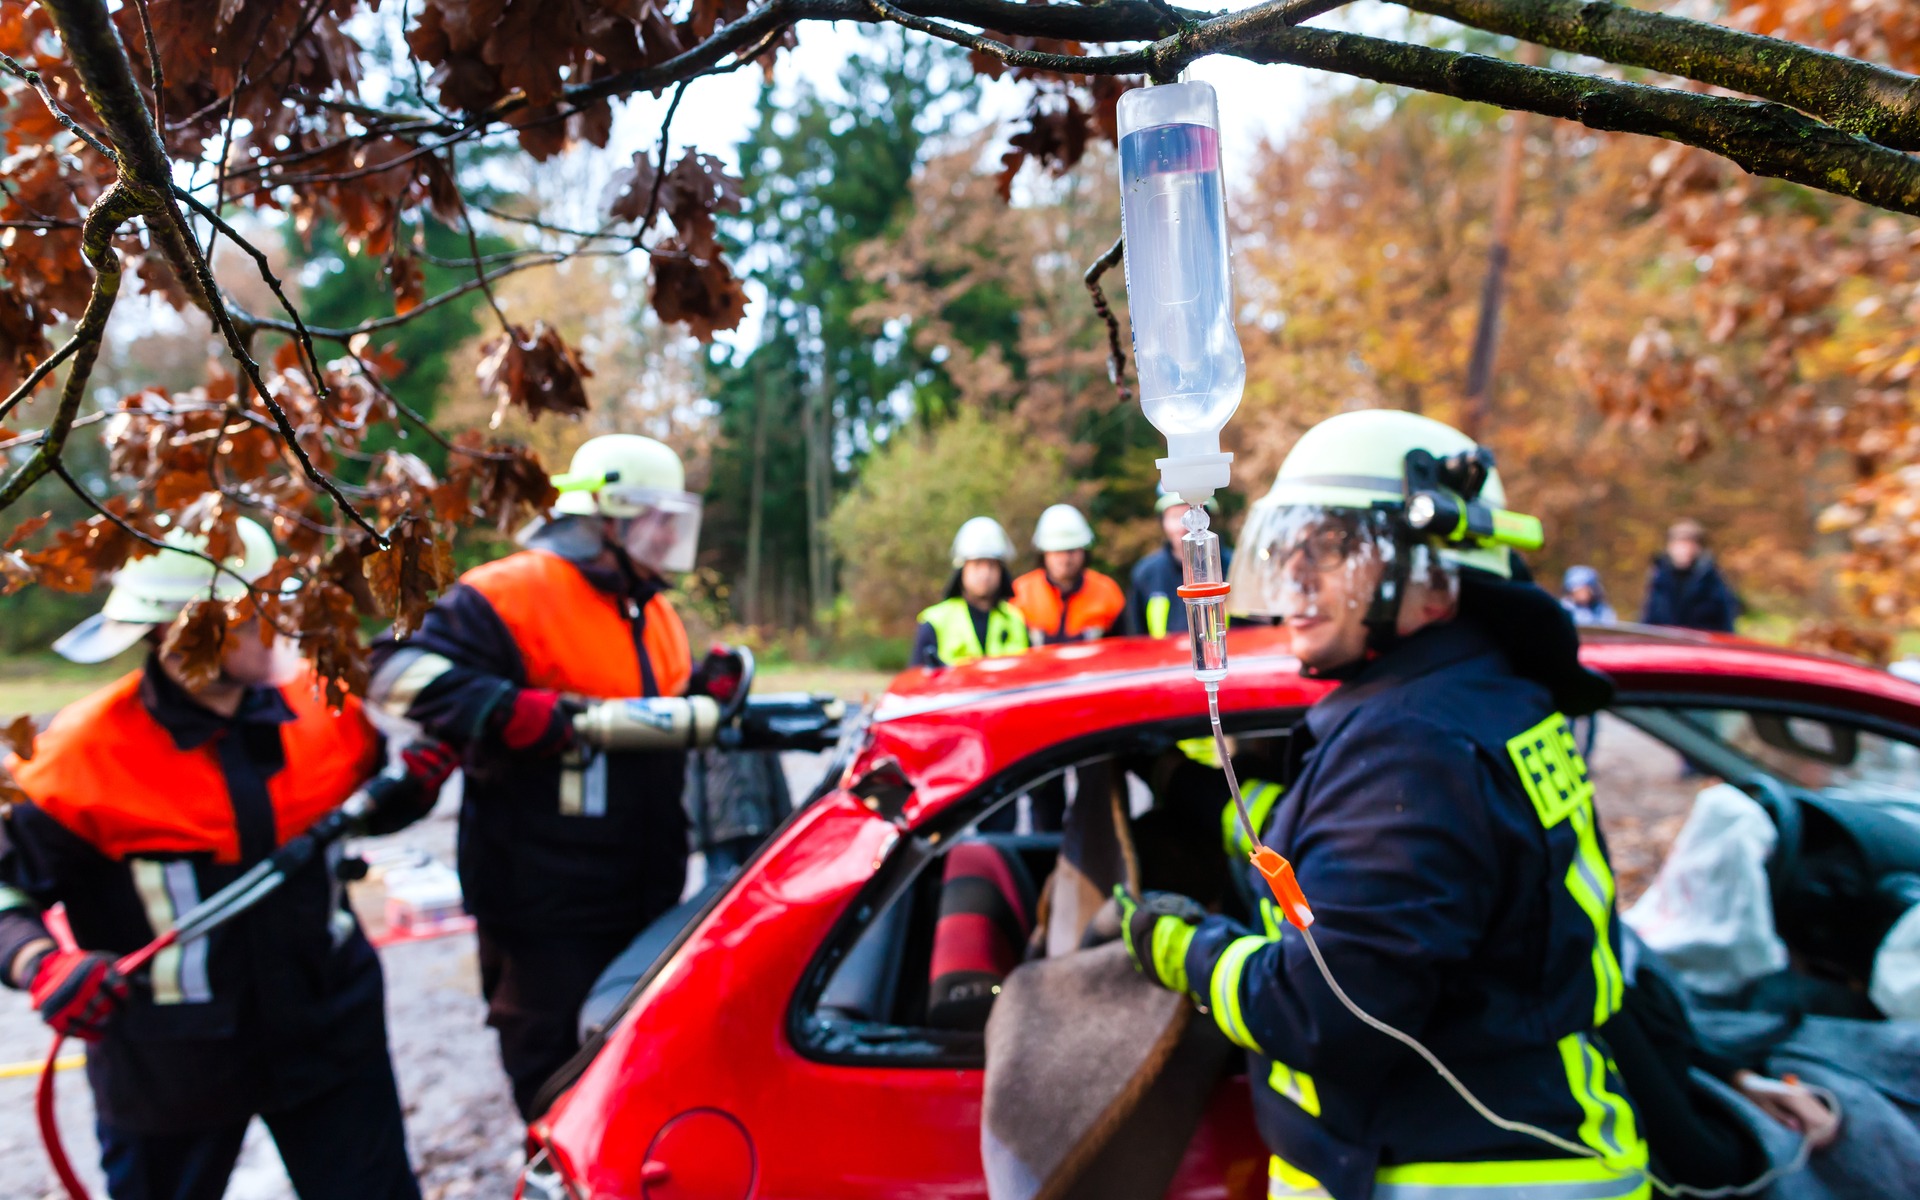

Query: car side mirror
1751;713;1858;767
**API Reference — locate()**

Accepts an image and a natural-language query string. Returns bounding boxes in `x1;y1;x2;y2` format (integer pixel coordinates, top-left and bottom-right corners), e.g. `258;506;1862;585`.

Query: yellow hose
0;1053;82;1080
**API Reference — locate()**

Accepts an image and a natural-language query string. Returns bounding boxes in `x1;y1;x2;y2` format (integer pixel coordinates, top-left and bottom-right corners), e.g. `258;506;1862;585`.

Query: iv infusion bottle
1118;81;1245;498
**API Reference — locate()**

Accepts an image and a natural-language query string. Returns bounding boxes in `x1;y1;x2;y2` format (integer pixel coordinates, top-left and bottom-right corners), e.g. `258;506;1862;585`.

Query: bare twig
0;50;115;158
0;184;146;510
129;0;162;130
641;81;693;235
1084;236;1130;406
169;186;331;395
0;336;82;426
446;153;511;331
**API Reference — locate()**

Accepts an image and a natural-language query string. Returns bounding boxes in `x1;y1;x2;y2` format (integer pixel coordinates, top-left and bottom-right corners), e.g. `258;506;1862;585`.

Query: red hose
36;1034;87;1200
35;932;177;1200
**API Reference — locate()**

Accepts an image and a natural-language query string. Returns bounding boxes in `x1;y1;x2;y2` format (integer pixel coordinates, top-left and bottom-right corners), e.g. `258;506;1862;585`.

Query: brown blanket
982;940;1233;1200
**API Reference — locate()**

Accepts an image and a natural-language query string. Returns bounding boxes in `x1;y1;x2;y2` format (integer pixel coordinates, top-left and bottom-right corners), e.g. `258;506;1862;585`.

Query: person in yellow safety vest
1011;505;1126;645
911;517;1030;668
1124;488;1232;638
1120;409;1655;1200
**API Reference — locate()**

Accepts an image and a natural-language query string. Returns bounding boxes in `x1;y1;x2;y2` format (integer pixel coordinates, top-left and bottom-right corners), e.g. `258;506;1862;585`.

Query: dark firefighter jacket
0;657;387;1134
1639;554;1740;633
367;525;691;935
1185;621;1645;1200
1124;542;1233;638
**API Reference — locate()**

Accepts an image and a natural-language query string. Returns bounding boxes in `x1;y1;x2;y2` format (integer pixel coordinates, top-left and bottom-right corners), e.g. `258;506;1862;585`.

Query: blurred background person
1013;504;1125;645
1560;564;1617;626
1125;489;1232;638
911;517;1029;668
1641;519;1741;633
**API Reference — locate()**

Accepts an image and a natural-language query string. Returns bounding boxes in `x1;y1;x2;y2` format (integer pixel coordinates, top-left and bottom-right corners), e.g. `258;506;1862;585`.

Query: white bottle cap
1157;442;1233;504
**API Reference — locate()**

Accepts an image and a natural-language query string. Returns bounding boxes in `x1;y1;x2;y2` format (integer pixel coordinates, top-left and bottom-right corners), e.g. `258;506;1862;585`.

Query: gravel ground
0;718;1701;1200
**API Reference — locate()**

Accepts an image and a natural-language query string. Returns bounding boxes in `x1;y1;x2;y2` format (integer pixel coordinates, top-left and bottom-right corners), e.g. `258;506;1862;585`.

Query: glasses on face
1277;525;1360;572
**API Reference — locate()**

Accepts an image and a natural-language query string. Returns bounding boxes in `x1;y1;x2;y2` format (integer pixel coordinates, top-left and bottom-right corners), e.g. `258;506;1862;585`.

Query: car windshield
1614;704;1920;816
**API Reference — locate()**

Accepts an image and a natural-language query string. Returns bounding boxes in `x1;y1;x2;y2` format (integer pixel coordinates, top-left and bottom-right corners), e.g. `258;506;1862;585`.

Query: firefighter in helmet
1011;504;1126;645
0;519;449;1200
911;517;1030;669
1118;410;1652;1200
1125;487;1233;639
367;434;708;1120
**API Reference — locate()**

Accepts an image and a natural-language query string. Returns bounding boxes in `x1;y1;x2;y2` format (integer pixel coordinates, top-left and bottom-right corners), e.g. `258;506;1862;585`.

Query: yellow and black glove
1115;886;1207;995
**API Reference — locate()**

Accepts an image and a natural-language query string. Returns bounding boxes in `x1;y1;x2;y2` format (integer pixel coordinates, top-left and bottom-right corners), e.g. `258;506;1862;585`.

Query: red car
519;624;1920;1200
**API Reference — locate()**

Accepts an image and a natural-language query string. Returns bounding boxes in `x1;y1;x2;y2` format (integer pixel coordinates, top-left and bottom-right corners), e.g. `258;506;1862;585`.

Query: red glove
29;949;128;1043
497;688;577;756
401;740;459;789
362;739;461;836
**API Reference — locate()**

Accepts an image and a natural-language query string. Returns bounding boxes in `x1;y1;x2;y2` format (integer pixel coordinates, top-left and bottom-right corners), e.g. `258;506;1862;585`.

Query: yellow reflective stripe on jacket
917;598;1030;665
1223;779;1284;859
1178;736;1221;768
1272;1156;1650;1200
1556;1032;1648;1174
1565;804;1625;1023
1507;712;1625;1025
131;859;185;1006
1146;594;1172;638
1208;934;1267;1051
1267;1059;1322;1117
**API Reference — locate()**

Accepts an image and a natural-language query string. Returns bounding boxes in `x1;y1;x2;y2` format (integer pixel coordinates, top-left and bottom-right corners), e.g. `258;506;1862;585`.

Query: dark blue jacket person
1639;519;1739;633
1119;411;1647;1200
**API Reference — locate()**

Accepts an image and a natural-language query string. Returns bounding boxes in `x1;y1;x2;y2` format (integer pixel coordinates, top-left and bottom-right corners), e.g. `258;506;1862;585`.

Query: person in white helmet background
911;517;1031;669
366;433;716;1120
1124;487;1234;639
1011;504;1127;645
0;519;453;1200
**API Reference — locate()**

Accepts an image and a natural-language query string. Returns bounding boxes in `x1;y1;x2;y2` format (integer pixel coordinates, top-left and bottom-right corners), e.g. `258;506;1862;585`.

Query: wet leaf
2;714;36;762
360;515;455;639
476;321;592;425
4;512;51;550
386;249;425;316
161;600;233;692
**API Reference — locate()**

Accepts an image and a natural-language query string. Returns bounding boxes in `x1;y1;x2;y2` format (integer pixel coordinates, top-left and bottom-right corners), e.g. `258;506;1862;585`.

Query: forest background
6;10;1917;683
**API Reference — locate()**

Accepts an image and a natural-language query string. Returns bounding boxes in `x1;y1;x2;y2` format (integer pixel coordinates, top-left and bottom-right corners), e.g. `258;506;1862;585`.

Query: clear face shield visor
1230;503;1463;623
604;486;703;574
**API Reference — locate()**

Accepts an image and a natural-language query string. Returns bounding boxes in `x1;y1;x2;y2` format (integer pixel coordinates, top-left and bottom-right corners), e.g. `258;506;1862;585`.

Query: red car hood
850;626;1920;830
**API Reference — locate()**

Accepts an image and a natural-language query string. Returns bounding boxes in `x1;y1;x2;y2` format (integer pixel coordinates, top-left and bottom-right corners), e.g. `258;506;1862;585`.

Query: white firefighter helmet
1032;504;1095;553
951;516;1016;568
54;517;278;664
1229;410;1533;621
550;434;702;573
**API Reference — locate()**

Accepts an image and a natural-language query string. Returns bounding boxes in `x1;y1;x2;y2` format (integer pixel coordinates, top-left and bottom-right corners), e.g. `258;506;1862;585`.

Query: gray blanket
1692;1013;1920;1198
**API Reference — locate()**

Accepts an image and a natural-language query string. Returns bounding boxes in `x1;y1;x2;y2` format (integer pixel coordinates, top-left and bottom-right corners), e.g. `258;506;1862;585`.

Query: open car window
1615;704;1920;818
791;710;1306;1067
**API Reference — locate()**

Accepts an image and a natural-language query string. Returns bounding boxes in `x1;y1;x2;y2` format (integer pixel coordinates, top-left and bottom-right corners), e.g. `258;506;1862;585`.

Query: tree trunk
744;367;770;627
1463;44;1541;438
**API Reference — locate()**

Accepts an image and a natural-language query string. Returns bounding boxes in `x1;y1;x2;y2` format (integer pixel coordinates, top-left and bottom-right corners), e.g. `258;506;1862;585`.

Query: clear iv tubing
1187;595;1828;1200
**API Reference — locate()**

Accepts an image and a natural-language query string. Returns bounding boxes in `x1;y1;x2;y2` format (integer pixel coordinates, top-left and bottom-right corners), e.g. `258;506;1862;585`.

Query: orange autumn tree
1225;86;1836;626
6;0;1920;705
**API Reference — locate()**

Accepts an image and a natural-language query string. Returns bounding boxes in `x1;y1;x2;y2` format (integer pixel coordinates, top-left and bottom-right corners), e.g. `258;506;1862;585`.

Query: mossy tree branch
1402;0;1920;152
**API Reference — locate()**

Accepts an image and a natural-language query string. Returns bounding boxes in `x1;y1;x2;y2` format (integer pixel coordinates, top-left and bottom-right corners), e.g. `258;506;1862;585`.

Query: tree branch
1232;24;1920;216
0;336;82;426
0;184;145;510
41;0;383;543
240;250;589;341
1402;0;1920;153
1084;236;1129;406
